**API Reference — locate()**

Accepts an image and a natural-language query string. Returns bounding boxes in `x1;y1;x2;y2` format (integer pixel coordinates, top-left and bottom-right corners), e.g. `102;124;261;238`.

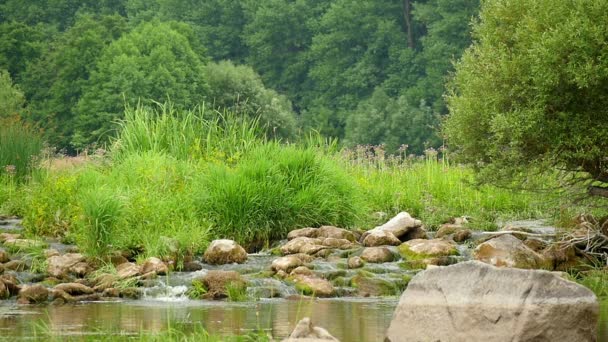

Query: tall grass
113;102;261;162
196;143;361;248
344;146;550;230
0;117;43;182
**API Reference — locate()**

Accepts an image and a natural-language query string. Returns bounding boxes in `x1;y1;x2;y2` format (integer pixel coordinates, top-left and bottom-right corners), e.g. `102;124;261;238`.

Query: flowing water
0;217;606;341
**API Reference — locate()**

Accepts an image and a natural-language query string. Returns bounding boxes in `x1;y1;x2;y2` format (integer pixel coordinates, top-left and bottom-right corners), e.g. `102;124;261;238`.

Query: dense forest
0;0;479;154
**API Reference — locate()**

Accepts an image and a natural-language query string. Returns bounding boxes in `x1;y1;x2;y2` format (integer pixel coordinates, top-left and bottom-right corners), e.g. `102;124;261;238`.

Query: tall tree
445;0;608;197
20;14;128;150
157;0;247;61
74;20;209;148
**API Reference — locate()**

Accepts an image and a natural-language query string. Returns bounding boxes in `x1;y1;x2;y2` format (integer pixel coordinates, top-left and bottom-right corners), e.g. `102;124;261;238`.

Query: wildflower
4;165;16;176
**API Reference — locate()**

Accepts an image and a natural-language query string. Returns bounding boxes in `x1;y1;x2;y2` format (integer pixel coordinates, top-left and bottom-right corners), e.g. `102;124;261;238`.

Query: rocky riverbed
0;212;604;340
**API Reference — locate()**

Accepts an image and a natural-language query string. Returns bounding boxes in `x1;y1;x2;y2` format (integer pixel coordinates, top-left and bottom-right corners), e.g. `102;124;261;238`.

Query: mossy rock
351;275;400;297
399;260;428;270
398;239;458;260
332;276;352;287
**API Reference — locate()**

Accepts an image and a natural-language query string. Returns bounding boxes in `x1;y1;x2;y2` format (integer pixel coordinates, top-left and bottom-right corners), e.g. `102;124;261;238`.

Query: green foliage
344;88;440;154
113;103;261;162
0;21;55;79
205;61;297;139
445;0;608;191
75;20;209;148
196;143;361;247
186;280;208;299
22;14;128;151
79;188;122;256
157;0;247;61
0;118;44;182
572;270;608;299
345;149;548;229
226;281;248;302
0;69;26;118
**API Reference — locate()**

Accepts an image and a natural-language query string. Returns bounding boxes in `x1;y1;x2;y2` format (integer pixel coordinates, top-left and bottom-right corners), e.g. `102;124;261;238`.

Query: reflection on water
0;298;397;341
0;298;606;341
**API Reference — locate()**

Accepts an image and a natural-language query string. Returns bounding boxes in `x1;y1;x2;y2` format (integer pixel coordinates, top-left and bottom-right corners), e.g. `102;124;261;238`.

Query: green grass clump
0;118;43;182
573;270;608;299
196;143;361;248
113;102;261;163
226;281;248;302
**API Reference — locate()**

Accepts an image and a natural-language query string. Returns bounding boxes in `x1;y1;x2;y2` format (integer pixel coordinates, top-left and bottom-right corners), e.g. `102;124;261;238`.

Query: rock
360;247;395;263
141;257;168;275
198;270;246;299
272;255;304;273
107;253;129;266
474;234;548;269
182;261;202;272
283;317;339;341
436;224;472;243
351;274;403;297
0;233;20;243
3;259;26;271
116;262;141;279
43;249;60;258
347;256;364;269
53;283;94;296
524;237;549;252
0;274;19;295
385;261;599;342
362;230;401;247
290;266;314;277
102;288;120;297
118;287;142;299
47;253;87;278
203;239;248;265
0;249;9;263
93;274;119;291
435;224;462;238
18;284;48;304
316;226;356;242
281;237;324;255
3;239;46;250
0;280;9;299
276;270;288;279
453;229;472;243
288;228;319;240
541;243;585;271
292;275;335;297
362;212;423;243
398;238;458;259
70;262;92;277
321;238;356;249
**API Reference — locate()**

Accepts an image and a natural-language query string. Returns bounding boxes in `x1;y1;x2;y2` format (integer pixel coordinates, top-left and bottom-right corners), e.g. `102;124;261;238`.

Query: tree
0;22;56;81
21;14;128;150
205;61;297;139
157;0;248;61
345;87;439;153
0;69;26;118
75;20;209;148
445;0;608;197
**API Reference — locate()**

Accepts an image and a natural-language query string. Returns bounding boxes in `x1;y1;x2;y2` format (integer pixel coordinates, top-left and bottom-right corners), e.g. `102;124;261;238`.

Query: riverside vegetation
0;103;607;340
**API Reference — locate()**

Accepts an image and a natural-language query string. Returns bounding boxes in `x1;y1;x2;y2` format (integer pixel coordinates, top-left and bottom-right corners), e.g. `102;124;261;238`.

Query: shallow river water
0;298;606;341
0;298;397;341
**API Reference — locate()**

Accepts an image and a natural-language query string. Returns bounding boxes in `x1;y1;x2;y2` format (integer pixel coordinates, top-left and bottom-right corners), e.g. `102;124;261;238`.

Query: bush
196;143;361;248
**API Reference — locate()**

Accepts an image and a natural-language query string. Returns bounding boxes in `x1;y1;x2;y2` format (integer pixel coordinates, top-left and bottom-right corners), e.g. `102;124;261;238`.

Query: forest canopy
0;0;480;153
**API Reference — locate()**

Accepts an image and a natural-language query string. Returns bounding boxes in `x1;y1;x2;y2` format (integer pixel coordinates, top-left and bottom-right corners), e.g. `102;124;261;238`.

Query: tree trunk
403;0;415;49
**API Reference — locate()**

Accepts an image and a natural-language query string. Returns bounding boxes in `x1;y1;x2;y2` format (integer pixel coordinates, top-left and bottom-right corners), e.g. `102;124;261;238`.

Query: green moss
351;275;400;296
398;260;428;270
398;243;457;261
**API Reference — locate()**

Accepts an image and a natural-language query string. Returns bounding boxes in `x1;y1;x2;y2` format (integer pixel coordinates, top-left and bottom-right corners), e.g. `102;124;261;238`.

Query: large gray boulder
385;261;599;342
